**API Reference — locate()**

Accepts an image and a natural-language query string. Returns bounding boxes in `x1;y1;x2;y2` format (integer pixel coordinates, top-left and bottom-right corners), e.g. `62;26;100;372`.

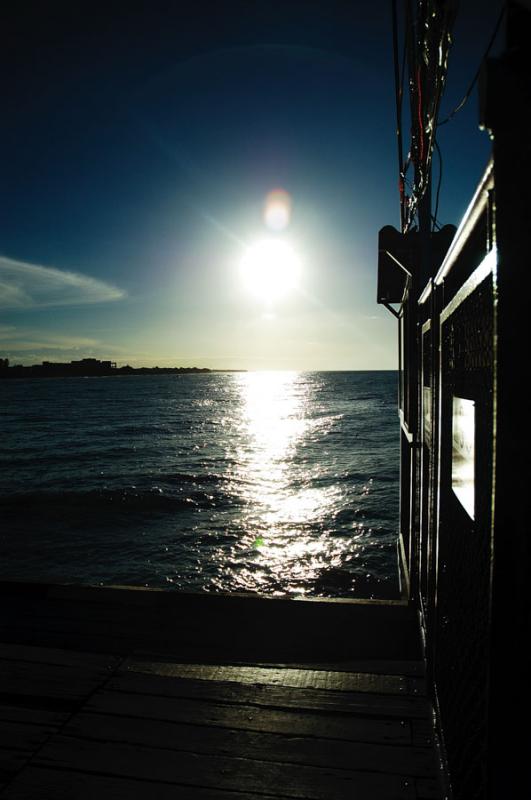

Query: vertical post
482;5;530;795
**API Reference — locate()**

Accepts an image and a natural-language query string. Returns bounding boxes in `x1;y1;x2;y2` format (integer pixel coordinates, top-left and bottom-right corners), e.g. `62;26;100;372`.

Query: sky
1;1;505;370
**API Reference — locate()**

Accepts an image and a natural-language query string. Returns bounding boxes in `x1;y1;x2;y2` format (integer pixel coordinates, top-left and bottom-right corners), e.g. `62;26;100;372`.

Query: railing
417;166;495;799
378;6;530;797
379;163;499;799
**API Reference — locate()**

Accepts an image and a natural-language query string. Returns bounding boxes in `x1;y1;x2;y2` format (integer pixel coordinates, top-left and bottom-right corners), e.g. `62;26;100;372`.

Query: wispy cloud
0;255;125;309
0;326;101;351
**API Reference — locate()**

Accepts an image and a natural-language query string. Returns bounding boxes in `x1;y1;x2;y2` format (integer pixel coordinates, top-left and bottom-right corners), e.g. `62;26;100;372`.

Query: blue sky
1;1;503;369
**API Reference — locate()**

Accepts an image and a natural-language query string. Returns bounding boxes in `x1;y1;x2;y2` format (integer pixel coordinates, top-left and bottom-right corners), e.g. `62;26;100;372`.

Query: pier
0;582;445;799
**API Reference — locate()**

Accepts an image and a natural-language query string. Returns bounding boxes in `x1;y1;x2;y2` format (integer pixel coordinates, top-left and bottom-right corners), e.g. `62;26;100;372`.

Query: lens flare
263;188;292;232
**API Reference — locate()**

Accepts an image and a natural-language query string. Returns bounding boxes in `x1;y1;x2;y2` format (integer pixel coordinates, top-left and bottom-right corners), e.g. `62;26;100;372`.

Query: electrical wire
432;139;443;231
438;2;507;126
391;0;405;230
416;65;425;164
402;0;457;232
393;1;455;233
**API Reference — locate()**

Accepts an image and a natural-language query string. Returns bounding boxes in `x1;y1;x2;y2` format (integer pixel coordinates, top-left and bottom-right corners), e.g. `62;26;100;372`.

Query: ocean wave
1;371;400;595
0;485;243;516
312;566;399;598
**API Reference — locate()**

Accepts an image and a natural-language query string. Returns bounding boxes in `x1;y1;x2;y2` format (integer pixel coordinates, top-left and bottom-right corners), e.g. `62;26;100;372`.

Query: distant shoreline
0;365;246;379
0;362;397;379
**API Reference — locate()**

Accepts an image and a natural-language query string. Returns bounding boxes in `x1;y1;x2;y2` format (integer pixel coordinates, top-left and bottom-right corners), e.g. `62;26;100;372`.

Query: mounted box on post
378;225;456;310
377;226;419;308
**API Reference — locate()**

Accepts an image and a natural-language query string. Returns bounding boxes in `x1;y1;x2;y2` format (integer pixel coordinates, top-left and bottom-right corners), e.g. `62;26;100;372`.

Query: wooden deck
0;583;446;799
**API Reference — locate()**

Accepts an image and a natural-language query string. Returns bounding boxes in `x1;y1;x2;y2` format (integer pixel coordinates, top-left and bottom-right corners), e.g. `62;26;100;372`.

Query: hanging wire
401;0;457;232
432;139;443;231
438;2;507;126
391;0;406;230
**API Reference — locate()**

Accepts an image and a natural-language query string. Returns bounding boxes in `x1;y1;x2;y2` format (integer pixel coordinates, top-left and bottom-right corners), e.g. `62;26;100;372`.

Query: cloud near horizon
0;326;101;352
0;255;125;309
0;325;132;365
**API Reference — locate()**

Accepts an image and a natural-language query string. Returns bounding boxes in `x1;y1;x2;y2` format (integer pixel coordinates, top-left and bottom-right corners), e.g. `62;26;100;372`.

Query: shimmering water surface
0;371;399;597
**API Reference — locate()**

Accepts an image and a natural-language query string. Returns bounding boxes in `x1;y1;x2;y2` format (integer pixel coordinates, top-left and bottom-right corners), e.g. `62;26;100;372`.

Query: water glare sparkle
216;371;398;597
0;371;400;598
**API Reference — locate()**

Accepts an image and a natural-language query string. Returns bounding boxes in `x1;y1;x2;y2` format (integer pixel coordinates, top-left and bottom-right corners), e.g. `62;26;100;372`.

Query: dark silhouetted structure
0;358;212;378
378;3;529;797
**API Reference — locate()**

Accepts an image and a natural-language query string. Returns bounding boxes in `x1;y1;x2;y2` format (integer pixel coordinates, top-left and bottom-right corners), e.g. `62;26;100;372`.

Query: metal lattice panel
436;274;494;800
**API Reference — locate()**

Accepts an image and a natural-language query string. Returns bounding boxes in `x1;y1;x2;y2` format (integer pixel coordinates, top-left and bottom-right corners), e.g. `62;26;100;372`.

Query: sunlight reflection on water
237;370;307;493
221;371;371;596
1;371;400;598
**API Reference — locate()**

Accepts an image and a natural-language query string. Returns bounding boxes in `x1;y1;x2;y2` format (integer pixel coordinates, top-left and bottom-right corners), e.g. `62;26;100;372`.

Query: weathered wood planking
0;719;58;753
62;710;439;777
0;707;67;790
0;584;445;799
131;655;427;675
1;768;444;800
0;644;119;708
0;750;30;791
0;706;68;728
104;671;431;718
0;644;120;671
31;736;421;800
0;766;304;800
0;627;135;659
86;688;412;744
234;658;426;676
122;660;424;695
0;646;119;790
1;663;106;702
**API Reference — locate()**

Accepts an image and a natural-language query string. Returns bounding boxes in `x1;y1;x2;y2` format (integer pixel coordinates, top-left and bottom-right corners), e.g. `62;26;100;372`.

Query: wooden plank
86;689;411;745
0;628;135;657
1;765;289;799
0;619;202;659
34;735;419;799
105;671;432;719
228;659;425;676
0;705;68;728
65;710;439;777
122;660;424;695
0;749;31;778
0;658;114;684
1;615;144;644
0;720;58;751
0;643;119;671
0;661;109;702
131;654;426;676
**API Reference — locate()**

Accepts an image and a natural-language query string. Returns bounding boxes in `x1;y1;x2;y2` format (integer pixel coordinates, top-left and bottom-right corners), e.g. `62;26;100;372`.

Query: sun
240;239;302;302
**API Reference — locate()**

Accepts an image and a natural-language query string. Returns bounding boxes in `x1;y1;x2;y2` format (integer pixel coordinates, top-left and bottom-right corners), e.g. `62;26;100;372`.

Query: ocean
0;371;400;598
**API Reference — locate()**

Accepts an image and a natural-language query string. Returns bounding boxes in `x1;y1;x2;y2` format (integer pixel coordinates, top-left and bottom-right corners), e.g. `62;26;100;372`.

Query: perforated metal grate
436;274;494;799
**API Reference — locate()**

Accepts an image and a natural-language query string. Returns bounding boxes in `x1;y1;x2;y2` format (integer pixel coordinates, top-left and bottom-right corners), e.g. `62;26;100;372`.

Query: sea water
0;371;400;598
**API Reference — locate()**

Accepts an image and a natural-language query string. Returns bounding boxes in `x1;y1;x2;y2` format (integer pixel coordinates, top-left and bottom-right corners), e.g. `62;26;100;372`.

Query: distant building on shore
42;358;117;371
0;357;213;378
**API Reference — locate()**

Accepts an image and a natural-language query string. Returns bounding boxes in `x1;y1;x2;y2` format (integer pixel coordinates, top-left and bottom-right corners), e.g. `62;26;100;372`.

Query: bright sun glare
240;239;302;302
